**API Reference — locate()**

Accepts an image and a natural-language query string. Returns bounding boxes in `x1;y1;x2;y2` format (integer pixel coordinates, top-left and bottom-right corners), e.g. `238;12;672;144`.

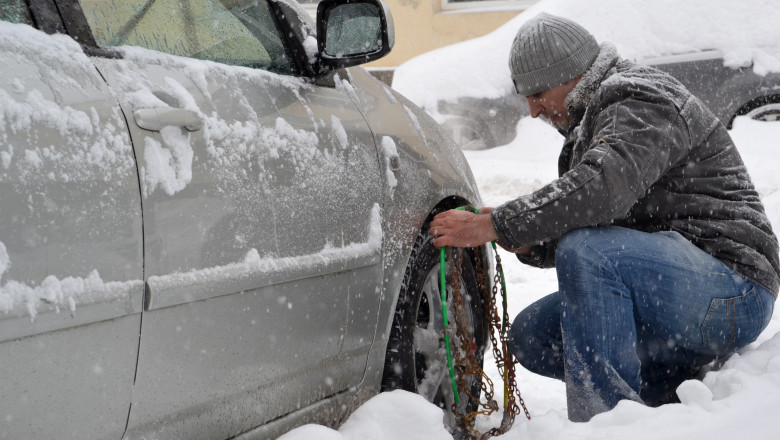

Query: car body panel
89;31;385;440
0;19;143;439
344;64;485;380
231;63;488;440
0;0;487;438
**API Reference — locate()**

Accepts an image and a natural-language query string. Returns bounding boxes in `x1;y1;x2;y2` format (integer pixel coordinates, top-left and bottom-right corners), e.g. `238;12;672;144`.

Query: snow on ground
280;115;780;440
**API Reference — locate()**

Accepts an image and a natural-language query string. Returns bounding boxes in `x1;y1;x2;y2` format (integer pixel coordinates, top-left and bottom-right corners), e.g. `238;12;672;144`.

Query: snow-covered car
394;0;780;150
0;0;489;438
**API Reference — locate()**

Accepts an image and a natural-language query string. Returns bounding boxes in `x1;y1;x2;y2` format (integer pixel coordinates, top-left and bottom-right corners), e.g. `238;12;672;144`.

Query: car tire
381;229;487;429
442;116;496;151
745;102;780;122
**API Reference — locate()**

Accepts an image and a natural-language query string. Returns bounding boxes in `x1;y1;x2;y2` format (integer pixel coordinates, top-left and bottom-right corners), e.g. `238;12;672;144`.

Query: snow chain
444;207;531;439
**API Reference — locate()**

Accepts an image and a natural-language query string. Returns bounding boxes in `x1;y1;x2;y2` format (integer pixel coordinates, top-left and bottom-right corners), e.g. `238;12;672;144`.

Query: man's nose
526;98;543;118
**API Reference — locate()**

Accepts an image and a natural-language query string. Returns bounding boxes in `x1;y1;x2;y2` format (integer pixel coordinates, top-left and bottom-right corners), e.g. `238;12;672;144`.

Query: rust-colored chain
446;245;530;439
493;252;531;424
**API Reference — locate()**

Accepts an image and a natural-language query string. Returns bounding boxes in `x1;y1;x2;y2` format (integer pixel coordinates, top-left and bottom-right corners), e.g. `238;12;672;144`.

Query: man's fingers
429;208;496;248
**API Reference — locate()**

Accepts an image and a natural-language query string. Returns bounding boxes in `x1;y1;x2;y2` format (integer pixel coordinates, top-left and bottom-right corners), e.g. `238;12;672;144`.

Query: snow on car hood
393;0;780;109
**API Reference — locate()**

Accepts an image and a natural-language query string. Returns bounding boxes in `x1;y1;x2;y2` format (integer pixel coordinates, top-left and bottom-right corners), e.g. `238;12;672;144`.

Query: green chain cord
440;245;460;404
439;205;501;405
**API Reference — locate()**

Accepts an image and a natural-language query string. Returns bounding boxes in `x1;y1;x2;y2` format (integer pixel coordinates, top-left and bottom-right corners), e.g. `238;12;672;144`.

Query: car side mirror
316;0;394;72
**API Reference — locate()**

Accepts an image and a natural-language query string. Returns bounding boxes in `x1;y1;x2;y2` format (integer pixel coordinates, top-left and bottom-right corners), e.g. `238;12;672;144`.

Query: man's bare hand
430;209;498;248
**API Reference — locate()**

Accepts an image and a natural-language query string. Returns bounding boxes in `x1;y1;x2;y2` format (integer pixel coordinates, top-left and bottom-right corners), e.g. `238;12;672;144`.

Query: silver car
0;0;488;438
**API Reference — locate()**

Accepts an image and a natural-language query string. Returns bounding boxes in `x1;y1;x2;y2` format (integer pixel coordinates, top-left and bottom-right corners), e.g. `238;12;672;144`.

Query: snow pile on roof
393;0;780;108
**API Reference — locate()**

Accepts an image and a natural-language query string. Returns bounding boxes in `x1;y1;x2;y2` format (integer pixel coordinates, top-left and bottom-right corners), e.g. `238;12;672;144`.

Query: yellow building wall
366;1;526;68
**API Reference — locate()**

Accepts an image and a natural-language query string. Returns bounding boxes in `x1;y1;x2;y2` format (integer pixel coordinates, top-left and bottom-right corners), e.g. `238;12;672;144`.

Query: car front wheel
381;229;487;431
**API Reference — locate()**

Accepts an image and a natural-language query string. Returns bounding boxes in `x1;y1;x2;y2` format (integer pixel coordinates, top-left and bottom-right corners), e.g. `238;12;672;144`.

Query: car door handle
133;108;204;132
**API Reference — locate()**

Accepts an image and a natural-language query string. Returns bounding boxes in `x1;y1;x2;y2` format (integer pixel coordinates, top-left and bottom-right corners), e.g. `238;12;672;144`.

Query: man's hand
430;208;498;248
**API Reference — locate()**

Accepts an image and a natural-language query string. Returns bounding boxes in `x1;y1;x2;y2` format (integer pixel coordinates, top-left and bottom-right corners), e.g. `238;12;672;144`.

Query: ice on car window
80;0;295;75
0;0;34;25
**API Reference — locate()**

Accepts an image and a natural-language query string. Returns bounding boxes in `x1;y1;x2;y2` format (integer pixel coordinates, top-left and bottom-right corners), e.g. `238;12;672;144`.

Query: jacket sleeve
491;91;692;250
516;241;557;268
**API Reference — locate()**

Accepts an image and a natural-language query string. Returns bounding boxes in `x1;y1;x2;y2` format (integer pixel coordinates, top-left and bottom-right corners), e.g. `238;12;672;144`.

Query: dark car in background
440;50;780;150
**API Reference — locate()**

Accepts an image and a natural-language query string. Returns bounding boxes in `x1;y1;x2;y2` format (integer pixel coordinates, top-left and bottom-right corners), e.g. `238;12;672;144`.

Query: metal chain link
446;244;530;439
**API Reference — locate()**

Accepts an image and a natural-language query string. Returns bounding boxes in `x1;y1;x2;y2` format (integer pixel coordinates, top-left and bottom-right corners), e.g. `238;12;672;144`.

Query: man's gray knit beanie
509;13;600;96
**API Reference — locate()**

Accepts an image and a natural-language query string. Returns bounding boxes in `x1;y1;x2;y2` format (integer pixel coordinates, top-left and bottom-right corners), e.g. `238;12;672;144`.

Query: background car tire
746;102;780;122
381;228;488;429
442;116;496;151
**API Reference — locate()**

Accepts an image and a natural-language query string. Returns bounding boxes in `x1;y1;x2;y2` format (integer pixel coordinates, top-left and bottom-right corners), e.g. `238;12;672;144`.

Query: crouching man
430;13;779;422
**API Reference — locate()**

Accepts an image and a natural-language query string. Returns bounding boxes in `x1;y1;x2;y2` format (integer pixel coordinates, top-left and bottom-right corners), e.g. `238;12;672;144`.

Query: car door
77;0;384;437
0;2;143;439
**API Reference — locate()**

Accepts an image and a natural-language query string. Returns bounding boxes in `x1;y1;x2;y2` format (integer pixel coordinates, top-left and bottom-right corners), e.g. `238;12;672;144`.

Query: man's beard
540;114;571;131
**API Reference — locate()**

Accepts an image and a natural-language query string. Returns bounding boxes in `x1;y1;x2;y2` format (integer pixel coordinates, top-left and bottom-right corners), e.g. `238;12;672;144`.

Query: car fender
341;66;485;392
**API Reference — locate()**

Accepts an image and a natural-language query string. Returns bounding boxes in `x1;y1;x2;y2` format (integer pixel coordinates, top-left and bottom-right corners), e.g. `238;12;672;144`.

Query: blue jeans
509;227;774;422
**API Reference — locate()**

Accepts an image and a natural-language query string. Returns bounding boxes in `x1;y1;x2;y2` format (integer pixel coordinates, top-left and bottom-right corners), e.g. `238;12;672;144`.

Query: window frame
440;0;536;12
49;0;316;77
18;0;66;34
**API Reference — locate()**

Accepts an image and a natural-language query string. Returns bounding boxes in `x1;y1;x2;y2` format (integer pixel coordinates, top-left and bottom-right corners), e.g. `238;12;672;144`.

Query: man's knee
509;317;561;377
508;309;537;366
555;228;605;282
555;227;638;279
509;294;565;380
556;227;625;260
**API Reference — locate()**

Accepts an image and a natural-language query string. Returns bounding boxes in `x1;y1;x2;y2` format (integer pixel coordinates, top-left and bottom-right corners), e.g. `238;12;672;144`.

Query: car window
0;0;34;25
79;0;296;75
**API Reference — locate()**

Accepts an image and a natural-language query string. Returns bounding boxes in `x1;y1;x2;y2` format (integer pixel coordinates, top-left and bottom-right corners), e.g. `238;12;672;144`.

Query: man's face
524;77;580;131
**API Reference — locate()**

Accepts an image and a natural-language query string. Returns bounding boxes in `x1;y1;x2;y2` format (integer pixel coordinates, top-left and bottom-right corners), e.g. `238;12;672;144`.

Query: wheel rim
412;261;476;411
746;103;780;122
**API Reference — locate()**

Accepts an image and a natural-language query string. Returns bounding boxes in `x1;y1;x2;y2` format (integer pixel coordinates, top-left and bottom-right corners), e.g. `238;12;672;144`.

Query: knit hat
509;13;600;96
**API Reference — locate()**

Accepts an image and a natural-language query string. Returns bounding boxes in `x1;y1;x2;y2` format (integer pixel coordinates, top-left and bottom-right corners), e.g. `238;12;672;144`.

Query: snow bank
393;0;780;109
277;390;452;440
499;334;780;439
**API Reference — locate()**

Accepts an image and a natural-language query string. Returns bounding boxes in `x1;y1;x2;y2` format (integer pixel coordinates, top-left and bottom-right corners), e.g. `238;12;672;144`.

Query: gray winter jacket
491;44;780;296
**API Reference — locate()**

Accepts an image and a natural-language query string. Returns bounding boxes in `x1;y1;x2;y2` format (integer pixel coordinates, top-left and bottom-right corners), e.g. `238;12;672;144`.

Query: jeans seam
700;286;758;352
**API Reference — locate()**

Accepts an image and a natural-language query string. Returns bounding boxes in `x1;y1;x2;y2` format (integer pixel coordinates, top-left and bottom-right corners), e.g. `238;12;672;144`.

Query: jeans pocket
701;287;763;355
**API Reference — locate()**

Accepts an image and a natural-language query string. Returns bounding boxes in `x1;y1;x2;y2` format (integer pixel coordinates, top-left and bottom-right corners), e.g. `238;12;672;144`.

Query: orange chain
447;247;530;439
